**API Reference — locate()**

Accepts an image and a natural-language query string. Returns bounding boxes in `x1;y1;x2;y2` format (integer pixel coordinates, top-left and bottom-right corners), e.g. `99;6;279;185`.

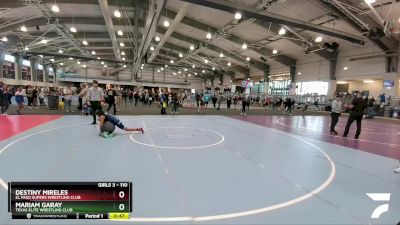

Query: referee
87;80;104;124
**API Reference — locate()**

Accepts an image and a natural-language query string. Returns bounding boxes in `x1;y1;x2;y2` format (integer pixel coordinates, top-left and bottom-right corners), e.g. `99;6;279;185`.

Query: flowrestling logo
366;193;391;219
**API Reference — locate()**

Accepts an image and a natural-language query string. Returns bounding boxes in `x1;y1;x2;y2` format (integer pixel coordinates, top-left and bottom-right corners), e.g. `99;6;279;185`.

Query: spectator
367;96;376;116
379;93;386;108
1;83;11;115
216;93;223;110
106;85;117;115
15;87;25;114
63;85;74;113
160;92;167;115
78;83;88;111
226;95;232;109
38;87;46;108
32;87;38;109
26;85;33;108
330;95;342;135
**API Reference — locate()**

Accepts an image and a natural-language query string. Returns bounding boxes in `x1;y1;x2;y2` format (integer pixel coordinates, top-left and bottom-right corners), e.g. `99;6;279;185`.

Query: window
38;64;43;70
296;81;328;95
4;54;15;63
22;60;31;67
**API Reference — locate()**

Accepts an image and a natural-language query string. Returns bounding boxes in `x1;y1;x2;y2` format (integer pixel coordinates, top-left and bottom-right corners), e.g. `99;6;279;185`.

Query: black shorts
115;121;124;129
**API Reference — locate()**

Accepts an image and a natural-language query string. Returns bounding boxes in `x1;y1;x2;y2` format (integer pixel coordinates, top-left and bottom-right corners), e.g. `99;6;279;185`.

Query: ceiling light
165;65;168;68
315;36;323;43
58;49;63;54
170;59;174;63
140;66;144;70
1;36;7;42
202;70;205;74
91;50;96;55
82;40;88;45
123;65;127;68
219;52;224;57
204;59;208;63
121;51;125;56
51;4;59;12
178;71;181;74
141;64;144;66
161;67;164;71
83;64;87;68
97;57;101;60
179;53;183;57
234;12;242;20
241;43;247;50
41;39;48;44
117;30;123;36
120;42;124;47
206;32;212;39
24;46;29;51
190;45;195;50
21;25;27;32
363;80;374;83
150;46;155;51
60;62;64;66
192;64;195;68
195;72;198;75
101;61;104;64
77;61;80;64
69;57;73;60
246;57;250;61
184;68;187;71
188;74;191;77
173;72;176;75
70;26;77;33
122;57;126;61
50;58;55;62
155;36;160;42
39;55;43;58
278;27;286;35
114;10;121;18
212;67;215;70
365;0;375;4
297;72;301;75
163;20;170;27
157;69;160;72
272;49;278;54
337;81;347;84
343;66;348;70
227;62;231;66
104;65;107;68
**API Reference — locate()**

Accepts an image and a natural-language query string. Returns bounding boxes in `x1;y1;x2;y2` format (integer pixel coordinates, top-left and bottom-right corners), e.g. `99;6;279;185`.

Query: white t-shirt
64;89;73;100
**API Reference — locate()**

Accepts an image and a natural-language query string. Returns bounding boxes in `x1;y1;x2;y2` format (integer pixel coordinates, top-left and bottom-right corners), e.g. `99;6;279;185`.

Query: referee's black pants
90;101;102;124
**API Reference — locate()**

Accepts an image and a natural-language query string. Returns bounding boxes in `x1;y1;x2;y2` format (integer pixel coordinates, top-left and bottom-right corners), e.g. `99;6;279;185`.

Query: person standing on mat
343;92;366;139
96;110;143;138
87;80;104;124
106;85;117;115
330;95;342;135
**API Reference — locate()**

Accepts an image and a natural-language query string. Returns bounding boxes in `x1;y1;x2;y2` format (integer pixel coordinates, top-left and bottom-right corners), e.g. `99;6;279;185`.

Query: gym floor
0;115;399;224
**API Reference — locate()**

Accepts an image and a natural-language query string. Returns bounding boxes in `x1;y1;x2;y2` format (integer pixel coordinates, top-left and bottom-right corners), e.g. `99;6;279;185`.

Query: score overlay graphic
8;182;132;220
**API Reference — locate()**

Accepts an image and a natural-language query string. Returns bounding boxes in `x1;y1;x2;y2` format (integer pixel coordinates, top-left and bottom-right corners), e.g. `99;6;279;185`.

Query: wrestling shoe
138;128;144;134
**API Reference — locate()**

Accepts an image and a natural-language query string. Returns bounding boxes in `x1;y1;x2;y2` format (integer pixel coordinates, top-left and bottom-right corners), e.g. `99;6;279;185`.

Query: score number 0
118;191;125;211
